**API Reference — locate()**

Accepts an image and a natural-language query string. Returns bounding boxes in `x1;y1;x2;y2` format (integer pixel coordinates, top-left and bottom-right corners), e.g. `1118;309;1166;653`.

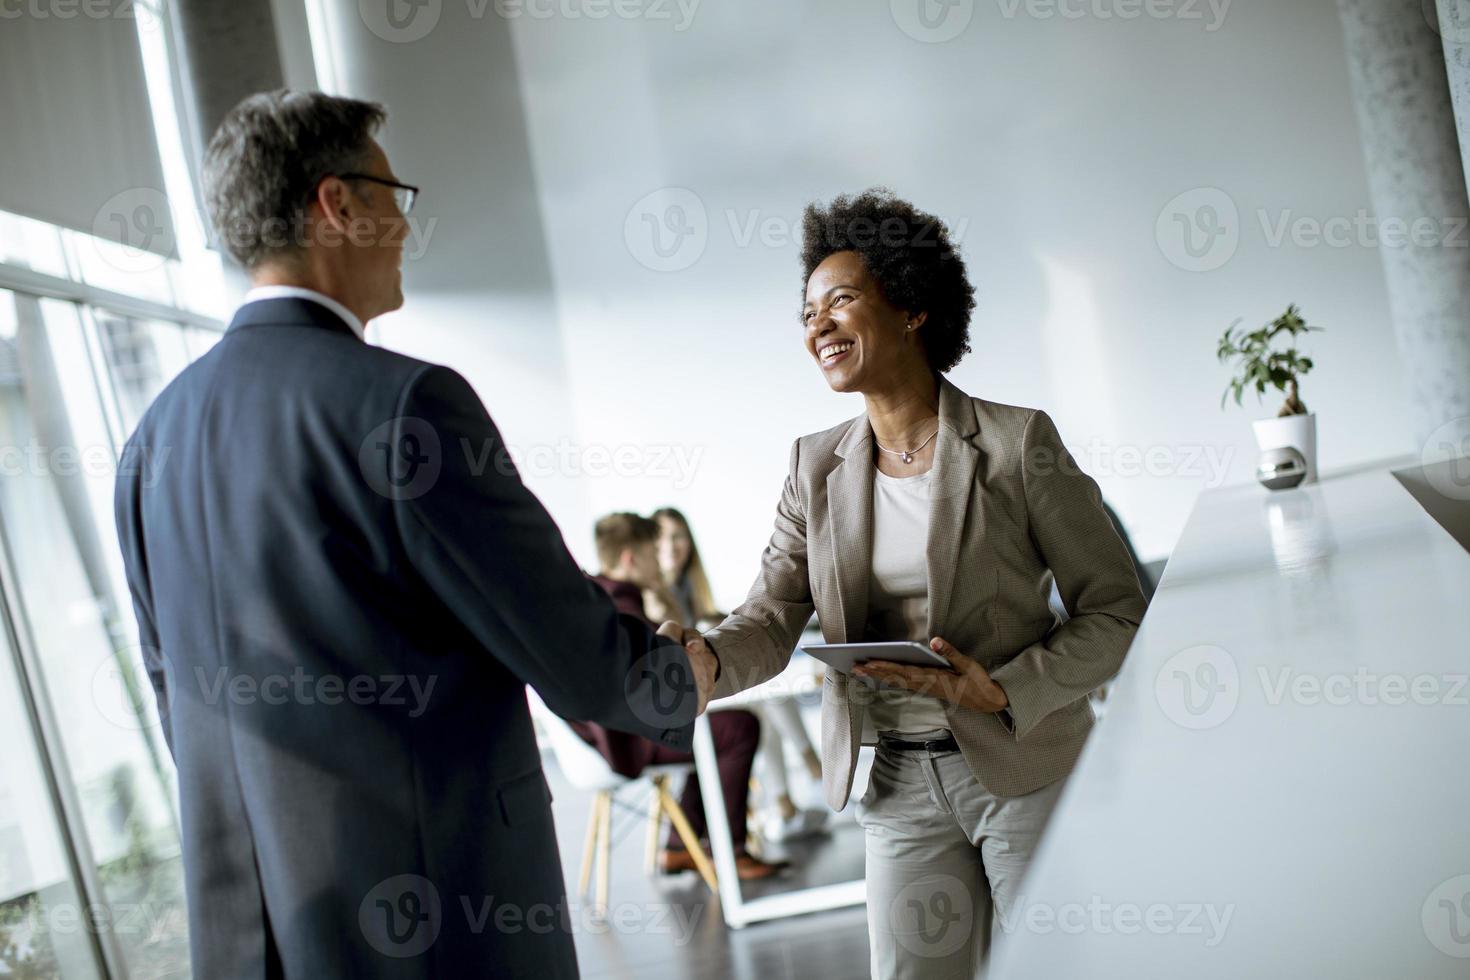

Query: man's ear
310;176;353;236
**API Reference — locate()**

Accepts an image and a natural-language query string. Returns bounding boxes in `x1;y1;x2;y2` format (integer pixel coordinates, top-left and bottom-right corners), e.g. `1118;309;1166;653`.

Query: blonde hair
594;512;659;572
653;507;720;624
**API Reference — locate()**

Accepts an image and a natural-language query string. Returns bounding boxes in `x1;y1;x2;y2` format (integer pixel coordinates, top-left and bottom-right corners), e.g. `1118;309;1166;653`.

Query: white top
240;285;366;340
861;467;951;740
988;457;1470;978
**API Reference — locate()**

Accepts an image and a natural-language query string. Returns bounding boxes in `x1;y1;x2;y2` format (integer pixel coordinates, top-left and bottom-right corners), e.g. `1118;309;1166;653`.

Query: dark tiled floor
543;758;873;980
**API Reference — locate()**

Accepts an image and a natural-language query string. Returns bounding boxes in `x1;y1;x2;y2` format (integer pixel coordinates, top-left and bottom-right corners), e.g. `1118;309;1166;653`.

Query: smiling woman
800;188;976;385
690;187;1148;977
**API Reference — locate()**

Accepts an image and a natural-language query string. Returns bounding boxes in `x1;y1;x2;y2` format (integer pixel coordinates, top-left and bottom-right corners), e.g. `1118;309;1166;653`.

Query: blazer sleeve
702;438;815;699
114;440;174;757
989;410;1147;739
390;365;697;748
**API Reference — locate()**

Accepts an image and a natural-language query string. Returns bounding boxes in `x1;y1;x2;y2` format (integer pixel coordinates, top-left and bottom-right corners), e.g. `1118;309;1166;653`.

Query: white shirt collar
240;286;366;340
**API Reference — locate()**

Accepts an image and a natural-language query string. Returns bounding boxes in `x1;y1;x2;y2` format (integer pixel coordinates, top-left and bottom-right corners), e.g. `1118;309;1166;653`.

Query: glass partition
0;287;218;979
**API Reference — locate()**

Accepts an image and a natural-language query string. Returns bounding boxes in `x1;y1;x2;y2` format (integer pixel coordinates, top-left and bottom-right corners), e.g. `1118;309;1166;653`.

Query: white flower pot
1253;413;1317;485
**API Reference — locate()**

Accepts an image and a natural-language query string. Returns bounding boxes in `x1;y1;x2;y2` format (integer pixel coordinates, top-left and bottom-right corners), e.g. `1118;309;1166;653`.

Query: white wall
294;0;1413;609
502;0;1412;607
311;0;589;528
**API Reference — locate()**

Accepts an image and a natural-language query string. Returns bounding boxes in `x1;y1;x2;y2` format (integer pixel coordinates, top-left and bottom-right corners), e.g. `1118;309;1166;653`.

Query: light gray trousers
855;739;1067;979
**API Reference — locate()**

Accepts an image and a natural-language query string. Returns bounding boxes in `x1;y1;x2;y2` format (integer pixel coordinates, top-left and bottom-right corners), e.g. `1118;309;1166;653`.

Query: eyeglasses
336;173;419;215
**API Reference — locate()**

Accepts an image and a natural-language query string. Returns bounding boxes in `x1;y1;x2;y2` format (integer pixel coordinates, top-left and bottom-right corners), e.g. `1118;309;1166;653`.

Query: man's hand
852;636;1009;713
657;621;718;716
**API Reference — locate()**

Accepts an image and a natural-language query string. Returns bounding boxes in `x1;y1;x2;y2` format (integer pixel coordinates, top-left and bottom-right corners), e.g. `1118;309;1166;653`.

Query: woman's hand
852;637;1010;713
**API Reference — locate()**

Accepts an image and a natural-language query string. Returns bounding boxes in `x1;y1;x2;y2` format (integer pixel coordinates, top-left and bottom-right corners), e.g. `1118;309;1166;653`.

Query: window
0;1;234;974
0;614;103;980
0;290;215;979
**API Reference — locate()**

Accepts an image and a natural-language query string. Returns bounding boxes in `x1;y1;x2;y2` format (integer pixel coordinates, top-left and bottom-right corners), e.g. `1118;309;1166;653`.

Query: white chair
525;689;718;913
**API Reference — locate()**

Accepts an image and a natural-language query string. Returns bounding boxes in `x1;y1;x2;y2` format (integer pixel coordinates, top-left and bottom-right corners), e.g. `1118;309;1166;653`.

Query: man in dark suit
113;89;717;979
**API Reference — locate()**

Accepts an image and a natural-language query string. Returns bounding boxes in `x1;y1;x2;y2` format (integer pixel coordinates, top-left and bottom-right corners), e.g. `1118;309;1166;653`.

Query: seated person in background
570;513;785;880
646;506;721;629
652;507;828;844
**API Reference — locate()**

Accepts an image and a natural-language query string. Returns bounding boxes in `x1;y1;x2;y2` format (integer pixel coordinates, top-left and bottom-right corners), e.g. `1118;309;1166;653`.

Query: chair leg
578;791;607;899
645;776;666;875
660;784;719;894
595;789;613;915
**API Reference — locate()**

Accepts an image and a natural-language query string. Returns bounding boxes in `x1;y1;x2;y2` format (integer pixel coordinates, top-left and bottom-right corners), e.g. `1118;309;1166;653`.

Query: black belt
877;733;959;753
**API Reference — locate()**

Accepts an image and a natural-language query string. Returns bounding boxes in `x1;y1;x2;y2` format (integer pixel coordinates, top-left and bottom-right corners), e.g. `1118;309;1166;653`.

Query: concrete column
308;0;589;529
1440;0;1470;194
1336;0;1470;457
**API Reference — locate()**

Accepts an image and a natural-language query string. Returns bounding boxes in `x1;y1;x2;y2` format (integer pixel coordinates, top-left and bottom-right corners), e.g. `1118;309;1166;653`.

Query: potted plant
1218;304;1323;485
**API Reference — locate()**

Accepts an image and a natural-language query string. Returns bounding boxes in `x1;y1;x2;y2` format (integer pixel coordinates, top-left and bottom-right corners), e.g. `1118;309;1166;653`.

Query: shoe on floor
733;854;787;880
658;847;701;875
658;848;789;881
756;807;830;843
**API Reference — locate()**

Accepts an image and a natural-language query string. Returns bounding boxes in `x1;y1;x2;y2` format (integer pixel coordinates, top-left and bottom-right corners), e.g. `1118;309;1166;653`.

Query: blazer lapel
827;417;874;644
926;378;982;637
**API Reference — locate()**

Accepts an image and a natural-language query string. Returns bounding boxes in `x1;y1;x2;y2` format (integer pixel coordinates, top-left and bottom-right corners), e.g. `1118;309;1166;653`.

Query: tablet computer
798;641;952;676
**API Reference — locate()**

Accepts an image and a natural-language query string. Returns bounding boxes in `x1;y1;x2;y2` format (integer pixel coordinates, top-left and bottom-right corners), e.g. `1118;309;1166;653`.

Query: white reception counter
989;456;1470;978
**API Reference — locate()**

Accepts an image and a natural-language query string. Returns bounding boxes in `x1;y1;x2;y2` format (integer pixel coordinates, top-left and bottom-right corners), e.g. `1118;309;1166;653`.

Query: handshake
656;622;719;716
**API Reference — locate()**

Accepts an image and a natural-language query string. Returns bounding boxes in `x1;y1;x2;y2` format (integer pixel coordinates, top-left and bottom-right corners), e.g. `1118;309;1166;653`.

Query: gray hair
203;89;387;269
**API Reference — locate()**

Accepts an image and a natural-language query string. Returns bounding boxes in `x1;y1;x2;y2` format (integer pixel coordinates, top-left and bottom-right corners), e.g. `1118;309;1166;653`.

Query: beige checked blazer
704;378;1146;810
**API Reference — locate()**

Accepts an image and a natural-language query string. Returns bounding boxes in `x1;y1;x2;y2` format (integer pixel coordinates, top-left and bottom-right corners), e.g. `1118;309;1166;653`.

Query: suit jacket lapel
828;417;874;644
926;378;981;637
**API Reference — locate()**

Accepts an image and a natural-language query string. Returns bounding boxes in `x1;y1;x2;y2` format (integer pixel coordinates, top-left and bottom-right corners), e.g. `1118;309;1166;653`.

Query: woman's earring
906;323;917;331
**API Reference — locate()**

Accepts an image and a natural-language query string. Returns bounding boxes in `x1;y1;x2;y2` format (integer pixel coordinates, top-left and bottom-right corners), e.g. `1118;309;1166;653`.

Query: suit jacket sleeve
702;438;815;699
390;365;697;747
989;410;1147;739
113;442;174;756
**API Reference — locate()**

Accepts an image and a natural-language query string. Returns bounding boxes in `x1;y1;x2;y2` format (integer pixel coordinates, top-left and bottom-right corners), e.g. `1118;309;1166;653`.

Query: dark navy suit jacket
114;298;696;978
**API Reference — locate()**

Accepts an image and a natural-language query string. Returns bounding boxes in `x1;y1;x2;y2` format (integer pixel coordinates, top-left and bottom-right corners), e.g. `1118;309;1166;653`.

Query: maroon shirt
588;574;649;622
568;575;663;778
